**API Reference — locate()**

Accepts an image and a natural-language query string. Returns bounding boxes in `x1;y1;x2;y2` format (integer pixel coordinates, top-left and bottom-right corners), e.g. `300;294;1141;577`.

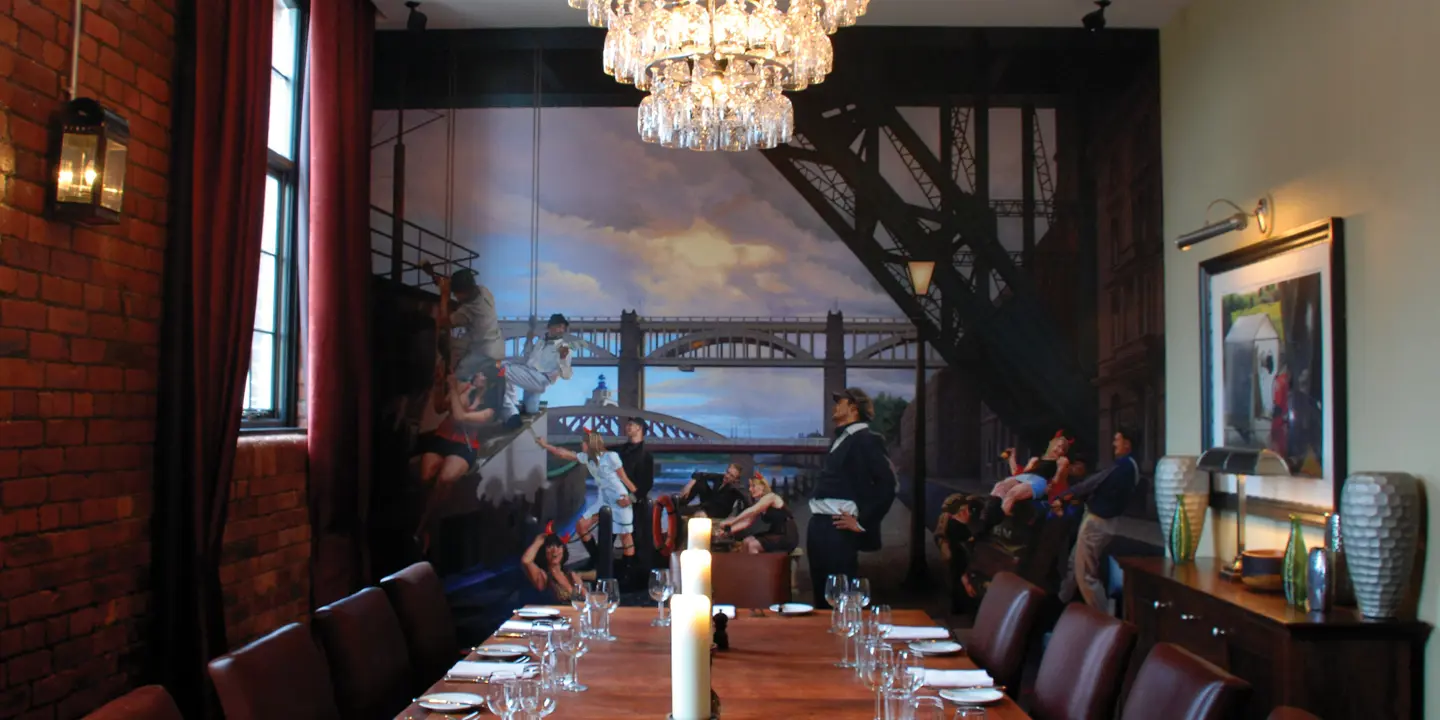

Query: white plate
418;692;485;712
473;644;529;660
516;607;561;618
768;603;815;616
939;688;1004;705
909;640;964;655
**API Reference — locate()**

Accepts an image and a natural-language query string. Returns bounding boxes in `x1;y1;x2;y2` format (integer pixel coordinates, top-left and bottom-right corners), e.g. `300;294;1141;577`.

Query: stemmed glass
861;641;896;720
550;622;588;693
908;696;946;720
825;574;849;632
485;675;519;720
850;577;872;608
649;569;674;627
570;580;591;614
526;619;553;662
871;604;894;638
835;595;862;668
895;649;926;696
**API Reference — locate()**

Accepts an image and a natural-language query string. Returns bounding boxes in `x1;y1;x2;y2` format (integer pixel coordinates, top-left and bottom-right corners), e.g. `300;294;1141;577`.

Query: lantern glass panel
100;140;126;212
56;133;99;204
907;260;936;296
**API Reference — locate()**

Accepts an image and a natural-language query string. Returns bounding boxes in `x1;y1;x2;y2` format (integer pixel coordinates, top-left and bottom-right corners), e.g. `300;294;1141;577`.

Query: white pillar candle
680;549;712;597
670;593;712;720
688;517;712;550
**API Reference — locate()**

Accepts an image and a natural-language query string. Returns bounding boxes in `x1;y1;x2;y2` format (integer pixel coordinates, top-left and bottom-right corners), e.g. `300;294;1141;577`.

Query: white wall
1161;0;1440;711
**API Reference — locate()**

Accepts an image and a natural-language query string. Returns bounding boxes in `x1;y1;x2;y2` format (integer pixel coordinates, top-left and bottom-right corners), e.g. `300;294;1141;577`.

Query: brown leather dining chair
1030;603;1137;720
964;571;1045;692
314;587;416;720
380;561;460;692
208;623;342;720
1120;643;1250;720
84;685;183;720
671;551;791;608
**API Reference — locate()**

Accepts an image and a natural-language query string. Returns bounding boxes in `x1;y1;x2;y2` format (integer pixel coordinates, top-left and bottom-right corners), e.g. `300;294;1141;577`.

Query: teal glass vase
1283;514;1309;607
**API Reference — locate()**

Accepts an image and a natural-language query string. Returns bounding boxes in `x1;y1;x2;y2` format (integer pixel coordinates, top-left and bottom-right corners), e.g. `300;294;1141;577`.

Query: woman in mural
535;430;639;560
717;472;799;554
985;431;1073;521
521;525;582;603
412;355;500;554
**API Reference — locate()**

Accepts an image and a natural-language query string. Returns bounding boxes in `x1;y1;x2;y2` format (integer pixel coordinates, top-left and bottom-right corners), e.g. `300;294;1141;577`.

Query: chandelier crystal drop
566;0;871;151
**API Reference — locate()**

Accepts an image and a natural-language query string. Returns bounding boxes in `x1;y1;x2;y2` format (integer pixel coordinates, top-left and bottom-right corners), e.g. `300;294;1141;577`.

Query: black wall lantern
47;0;128;225
49;98;129;225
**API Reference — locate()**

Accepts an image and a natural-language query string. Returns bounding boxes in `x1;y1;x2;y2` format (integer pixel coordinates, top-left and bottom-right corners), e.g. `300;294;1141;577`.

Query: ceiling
373;0;1191;31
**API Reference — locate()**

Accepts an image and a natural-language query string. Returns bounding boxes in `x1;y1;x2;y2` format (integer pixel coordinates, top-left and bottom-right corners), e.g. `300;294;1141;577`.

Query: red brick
86;365;122;392
0;420;42;448
0;328;26;357
46;306;86;334
0;359;45;388
71;393;93;417
43;363;86;389
27;332;65;361
0;451;18;479
44;419;84;445
19;447;63;475
2;476;47;506
1;299;48;330
5;648;52;683
70;338;104;363
12;390;38;416
40;276;82;307
12;1;56;36
36;392;71;418
46;248;89;282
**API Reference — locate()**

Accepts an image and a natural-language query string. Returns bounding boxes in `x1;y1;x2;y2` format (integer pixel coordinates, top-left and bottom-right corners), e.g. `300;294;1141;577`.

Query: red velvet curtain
151;0;272;715
307;0;376;607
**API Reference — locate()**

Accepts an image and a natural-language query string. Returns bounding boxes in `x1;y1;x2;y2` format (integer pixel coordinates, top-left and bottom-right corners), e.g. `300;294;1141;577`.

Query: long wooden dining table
399;606;1031;719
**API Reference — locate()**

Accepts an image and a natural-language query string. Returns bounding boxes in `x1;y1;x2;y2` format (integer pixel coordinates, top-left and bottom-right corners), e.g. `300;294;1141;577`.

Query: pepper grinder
712;613;729;651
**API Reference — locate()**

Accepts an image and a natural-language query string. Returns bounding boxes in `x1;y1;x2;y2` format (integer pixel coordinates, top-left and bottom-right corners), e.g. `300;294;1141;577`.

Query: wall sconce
1176;197;1272;252
907;260;936;296
48;0;128;225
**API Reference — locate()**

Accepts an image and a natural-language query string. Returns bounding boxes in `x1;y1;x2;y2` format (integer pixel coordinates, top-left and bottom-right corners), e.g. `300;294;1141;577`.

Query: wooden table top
400;606;1030;719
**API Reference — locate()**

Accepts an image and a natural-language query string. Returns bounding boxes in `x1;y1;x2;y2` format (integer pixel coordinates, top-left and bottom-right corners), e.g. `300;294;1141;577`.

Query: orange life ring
652;494;679;558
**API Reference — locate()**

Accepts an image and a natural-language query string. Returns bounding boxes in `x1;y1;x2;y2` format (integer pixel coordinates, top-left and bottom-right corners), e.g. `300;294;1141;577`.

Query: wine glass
850;577;872;607
862;641;895;720
836;596;862;669
895;649;926;695
871;604;894;637
908;696;946;720
570;580;591;614
825;574;849;631
555;619;589;692
649;569;673;627
487;675;519;720
527;619;553;660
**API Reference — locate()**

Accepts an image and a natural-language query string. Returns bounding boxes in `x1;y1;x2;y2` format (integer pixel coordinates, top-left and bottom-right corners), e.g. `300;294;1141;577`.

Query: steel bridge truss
761;99;1095;441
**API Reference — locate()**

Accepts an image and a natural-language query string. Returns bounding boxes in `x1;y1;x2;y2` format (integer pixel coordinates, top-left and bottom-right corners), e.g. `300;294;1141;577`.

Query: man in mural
808;388;897;608
501;313;575;426
1055;427;1139;611
616;417;656;573
678;462;749;522
424;263;505;376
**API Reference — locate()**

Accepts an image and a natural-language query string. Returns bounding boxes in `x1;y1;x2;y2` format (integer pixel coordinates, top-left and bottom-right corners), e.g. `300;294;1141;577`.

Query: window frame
242;0;308;430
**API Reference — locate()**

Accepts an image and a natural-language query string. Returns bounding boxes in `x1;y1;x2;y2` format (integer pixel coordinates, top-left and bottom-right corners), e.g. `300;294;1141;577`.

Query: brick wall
0;0;176;718
0;1;314;717
222;435;311;646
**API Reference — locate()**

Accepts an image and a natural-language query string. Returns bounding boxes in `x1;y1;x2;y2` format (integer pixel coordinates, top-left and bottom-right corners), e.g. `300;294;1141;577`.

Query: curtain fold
307;0;377;607
151;0;273;716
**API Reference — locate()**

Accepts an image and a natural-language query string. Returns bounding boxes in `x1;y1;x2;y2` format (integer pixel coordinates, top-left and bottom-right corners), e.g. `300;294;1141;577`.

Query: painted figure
987;432;1073;517
717;472;799;554
502;313;574;424
411;354;500;555
536;430;638;560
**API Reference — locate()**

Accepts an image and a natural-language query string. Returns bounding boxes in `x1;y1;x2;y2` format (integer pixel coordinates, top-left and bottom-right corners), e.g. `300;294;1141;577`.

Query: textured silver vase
1155;456;1207;562
1339;472;1422;619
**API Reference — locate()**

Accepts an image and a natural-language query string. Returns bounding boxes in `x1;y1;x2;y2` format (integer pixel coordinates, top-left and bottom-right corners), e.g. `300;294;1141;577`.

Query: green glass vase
1283;514;1308;607
1168;494;1194;563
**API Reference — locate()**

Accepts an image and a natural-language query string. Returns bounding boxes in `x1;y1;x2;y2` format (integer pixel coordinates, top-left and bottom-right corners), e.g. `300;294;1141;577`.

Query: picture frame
1198;218;1346;519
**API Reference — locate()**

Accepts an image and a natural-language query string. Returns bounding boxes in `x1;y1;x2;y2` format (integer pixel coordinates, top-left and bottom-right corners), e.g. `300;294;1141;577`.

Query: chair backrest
1121;643;1251;720
967;571;1045;689
313;587;415;720
670;551;791;608
1031;603;1138;720
208;623;341;720
1267;707;1322;720
380;561;458;691
84;685;183;720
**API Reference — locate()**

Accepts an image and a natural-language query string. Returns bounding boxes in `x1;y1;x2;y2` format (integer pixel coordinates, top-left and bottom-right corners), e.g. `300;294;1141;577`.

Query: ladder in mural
763;99;1095;443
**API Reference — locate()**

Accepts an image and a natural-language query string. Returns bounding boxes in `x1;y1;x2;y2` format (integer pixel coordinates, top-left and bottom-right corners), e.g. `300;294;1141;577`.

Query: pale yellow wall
1161;0;1440;712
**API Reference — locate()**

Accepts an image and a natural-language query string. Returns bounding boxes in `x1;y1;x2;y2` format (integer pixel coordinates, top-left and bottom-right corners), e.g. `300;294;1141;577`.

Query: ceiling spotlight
405;1;427;32
1083;0;1110;32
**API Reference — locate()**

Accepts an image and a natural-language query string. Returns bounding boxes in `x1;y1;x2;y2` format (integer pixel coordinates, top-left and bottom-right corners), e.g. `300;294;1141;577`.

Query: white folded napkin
448;661;537;678
884;625;952;641
922;669;994;688
499;619;554;633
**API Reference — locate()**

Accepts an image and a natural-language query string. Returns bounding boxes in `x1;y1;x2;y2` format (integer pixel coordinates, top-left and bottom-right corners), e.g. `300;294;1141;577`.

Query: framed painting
1199;218;1346;517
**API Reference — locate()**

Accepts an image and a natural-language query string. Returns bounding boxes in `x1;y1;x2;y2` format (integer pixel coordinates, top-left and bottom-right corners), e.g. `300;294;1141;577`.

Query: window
243;0;306;427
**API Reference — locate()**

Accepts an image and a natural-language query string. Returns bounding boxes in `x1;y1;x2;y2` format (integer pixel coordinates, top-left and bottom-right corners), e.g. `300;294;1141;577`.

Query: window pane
256;253;277;332
272;0;298;78
268;71;294;158
262;175;280;253
249;331;275;413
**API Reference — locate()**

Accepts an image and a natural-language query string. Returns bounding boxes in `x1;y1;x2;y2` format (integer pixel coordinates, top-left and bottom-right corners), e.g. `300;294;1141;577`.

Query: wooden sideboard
1119;557;1431;720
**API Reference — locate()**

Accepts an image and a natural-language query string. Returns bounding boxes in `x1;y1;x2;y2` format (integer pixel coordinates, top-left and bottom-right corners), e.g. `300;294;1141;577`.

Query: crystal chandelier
566;0;870;151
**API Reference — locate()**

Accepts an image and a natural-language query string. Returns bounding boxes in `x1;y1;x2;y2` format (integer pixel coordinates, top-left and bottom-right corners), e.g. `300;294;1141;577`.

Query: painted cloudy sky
370;107;1051;436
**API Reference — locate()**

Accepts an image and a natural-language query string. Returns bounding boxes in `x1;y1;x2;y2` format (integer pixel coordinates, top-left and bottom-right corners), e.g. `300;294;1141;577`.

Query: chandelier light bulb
570;0;870;151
